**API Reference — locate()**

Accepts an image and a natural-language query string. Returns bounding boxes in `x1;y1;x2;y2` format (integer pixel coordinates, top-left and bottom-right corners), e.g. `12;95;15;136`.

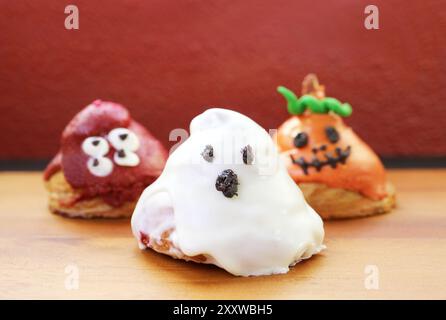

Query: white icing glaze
87;156;113;177
131;108;325;276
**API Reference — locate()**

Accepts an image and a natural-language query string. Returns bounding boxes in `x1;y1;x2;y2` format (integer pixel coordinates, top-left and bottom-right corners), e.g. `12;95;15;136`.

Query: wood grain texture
0;170;445;299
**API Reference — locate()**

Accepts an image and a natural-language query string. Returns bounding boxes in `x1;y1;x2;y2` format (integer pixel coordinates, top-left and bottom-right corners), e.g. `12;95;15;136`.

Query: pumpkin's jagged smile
290;146;351;175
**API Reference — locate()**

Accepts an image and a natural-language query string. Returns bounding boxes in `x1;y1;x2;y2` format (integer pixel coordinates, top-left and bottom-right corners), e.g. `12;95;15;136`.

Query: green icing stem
277;86;352;117
277;86;305;114
323;97;352;116
298;95;327;113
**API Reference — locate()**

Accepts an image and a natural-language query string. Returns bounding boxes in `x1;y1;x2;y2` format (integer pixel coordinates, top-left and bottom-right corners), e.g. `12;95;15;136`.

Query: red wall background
1;0;445;159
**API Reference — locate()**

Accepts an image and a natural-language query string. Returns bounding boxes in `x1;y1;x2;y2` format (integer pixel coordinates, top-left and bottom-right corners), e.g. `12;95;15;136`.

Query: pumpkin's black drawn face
277;113;352;175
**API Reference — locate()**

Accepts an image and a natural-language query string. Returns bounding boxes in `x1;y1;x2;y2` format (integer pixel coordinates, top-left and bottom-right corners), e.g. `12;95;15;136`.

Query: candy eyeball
108;128;140;152
82;137;109;157
87;157;113;177
113;149;140;167
82;128;141;174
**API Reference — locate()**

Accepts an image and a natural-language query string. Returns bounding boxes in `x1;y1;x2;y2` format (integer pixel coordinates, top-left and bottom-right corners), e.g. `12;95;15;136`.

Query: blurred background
1;0;445;168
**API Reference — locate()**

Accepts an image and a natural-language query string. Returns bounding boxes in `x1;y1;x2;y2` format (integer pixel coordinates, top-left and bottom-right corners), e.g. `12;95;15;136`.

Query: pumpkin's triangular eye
294;132;308;148
325;126;340;143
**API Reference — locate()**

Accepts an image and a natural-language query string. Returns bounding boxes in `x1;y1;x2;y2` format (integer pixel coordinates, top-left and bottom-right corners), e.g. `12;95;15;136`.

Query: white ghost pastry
131;108;325;276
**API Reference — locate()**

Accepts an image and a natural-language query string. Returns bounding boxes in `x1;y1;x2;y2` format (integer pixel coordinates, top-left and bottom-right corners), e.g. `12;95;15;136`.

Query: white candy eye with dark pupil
115;149;138;166
114;149;140;166
82;128;141;176
108;128;140;151
82;137;109;157
87;157;113;177
108;128;140;167
81;137;113;177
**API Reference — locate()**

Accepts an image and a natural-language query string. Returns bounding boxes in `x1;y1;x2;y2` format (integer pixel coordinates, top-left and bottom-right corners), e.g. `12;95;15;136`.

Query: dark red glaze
44;100;167;207
140;232;150;246
43;152;62;181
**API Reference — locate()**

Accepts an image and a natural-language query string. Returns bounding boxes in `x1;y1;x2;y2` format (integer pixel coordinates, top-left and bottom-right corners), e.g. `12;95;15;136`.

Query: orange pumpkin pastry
275;74;395;219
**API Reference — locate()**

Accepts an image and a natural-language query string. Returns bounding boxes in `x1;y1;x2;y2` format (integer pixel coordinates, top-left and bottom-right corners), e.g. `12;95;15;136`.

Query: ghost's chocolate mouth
215;169;239;198
290;146;351;175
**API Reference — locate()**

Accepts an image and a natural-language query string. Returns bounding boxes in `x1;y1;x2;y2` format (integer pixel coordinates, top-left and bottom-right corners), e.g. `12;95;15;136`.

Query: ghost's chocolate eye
201;145;214;162
293;132;308;148
325;126;340;143
108;128;140;151
82;137;109;157
241;145;253;165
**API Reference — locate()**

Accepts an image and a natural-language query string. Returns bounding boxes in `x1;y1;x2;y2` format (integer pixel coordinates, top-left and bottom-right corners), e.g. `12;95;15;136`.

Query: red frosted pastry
275;74;395;219
44;100;167;218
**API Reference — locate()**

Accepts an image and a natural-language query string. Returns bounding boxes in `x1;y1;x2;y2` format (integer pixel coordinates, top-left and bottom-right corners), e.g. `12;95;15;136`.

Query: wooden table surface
0;169;445;300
